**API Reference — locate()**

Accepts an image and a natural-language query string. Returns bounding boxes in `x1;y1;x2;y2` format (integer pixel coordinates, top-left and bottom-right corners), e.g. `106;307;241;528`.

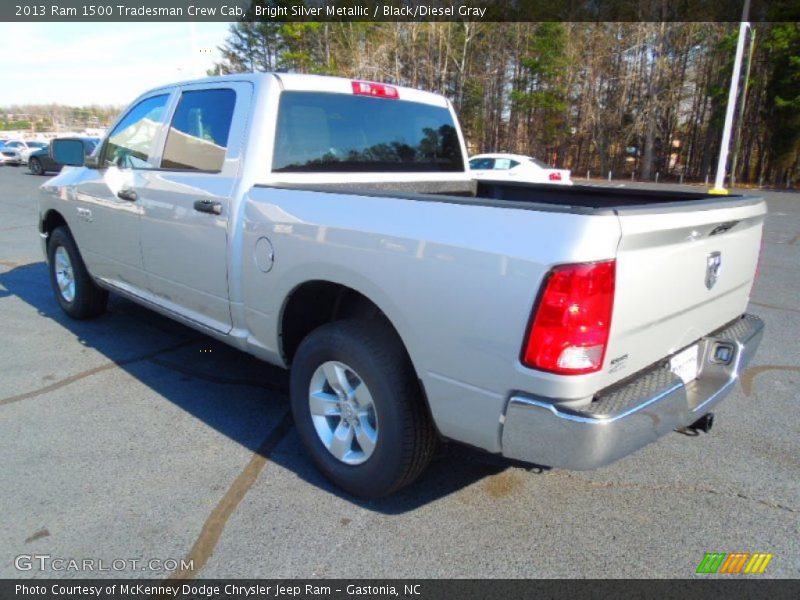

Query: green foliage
215;22;283;73
0;105;118;131
278;22;323;72
0;120;31;131
211;20;799;184
514;23;570;150
765;23;800;169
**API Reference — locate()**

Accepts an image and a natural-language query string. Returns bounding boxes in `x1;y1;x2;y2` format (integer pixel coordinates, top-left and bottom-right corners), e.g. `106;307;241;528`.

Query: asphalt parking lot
0;165;798;579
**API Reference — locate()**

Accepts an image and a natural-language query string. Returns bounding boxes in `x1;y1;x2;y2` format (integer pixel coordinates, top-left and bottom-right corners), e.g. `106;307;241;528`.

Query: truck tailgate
605;197;766;382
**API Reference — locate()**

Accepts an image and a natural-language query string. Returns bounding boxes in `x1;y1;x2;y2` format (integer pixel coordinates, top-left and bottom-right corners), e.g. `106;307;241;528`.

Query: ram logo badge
705;251;722;290
76;207;93;223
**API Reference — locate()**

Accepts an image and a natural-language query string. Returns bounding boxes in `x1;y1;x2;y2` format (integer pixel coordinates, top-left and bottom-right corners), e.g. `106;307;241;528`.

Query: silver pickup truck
40;73;765;498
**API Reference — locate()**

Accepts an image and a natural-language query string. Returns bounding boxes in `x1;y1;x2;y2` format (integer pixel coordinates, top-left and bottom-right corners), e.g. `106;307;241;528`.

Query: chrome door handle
117;188;137;202
193;199;222;215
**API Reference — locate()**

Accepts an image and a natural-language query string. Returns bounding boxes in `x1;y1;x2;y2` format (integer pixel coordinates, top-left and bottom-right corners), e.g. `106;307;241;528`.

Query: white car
3;139;48;164
0;143;22;165
469;153;573;185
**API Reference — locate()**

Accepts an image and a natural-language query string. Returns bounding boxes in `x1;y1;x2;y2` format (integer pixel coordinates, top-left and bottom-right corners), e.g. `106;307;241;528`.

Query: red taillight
549;172;562;181
522;260;616;375
351;81;399;99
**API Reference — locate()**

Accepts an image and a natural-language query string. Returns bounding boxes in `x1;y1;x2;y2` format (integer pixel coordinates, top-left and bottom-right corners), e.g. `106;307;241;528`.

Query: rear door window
273;91;464;173
161;88;236;172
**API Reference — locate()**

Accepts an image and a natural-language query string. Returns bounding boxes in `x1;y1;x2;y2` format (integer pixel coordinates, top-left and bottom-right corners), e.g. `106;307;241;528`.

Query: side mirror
50;139;86;167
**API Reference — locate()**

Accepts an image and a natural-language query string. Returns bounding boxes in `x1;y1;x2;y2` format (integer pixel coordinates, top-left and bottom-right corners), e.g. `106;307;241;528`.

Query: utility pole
710;0;750;195
730;26;756;189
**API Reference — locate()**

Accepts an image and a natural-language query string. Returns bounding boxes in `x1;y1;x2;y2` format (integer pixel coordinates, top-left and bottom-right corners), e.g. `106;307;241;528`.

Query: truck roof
145;72;450;108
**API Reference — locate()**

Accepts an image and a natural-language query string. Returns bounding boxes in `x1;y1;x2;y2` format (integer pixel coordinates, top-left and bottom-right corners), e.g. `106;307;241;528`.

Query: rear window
273;91;463;173
528;157;549;168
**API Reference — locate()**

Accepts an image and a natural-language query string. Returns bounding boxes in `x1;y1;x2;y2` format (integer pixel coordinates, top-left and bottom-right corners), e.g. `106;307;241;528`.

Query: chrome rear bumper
501;314;764;469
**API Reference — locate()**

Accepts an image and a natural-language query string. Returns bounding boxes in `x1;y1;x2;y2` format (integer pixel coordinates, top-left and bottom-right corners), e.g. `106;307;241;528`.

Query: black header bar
3;1;799;23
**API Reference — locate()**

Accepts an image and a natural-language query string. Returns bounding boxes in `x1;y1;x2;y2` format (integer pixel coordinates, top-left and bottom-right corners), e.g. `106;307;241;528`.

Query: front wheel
290;319;436;498
47;226;108;319
29;157;44;175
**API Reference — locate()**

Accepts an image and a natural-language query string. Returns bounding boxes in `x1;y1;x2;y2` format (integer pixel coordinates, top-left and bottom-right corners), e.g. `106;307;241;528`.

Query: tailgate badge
609;354;629;373
705;252;722;289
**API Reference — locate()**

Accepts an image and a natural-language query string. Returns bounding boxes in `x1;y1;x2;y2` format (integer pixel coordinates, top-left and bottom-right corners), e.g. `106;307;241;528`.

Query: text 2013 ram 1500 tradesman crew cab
41;73;765;498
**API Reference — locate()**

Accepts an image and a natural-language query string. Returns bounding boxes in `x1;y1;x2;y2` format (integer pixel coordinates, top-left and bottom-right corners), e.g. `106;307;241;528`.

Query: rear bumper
501;314;764;470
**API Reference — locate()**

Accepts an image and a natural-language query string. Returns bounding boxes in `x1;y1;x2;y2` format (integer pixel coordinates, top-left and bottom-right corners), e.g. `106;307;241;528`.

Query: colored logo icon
696;552;773;574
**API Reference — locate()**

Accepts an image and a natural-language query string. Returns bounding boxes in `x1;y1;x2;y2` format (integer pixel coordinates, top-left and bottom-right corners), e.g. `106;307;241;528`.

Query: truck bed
474;180;728;209
265;179;754;214
256;175;765;403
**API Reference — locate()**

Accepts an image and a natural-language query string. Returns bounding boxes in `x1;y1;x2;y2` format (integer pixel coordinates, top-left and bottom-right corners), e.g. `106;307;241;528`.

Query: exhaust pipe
689;413;714;433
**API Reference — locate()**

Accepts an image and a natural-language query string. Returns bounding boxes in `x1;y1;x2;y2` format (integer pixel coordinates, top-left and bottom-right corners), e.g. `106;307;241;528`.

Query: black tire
29;157;44;175
290;319;437;499
47;226;108;319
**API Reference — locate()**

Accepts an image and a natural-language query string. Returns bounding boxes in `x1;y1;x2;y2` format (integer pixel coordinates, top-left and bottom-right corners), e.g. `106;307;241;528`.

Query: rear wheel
290;319;436;498
29;157;44;175
47;226;108;319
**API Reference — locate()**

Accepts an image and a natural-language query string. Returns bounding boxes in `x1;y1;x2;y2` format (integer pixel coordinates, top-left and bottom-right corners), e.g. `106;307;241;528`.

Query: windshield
28;141;47;148
273;91;464;173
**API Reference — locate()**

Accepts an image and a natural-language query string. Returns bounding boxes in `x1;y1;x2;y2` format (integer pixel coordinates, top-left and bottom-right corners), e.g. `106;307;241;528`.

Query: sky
0;22;234;107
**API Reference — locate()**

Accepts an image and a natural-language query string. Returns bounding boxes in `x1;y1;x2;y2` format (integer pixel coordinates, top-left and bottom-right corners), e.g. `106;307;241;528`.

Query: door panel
70;167;146;289
138;83;252;332
69;93;172;291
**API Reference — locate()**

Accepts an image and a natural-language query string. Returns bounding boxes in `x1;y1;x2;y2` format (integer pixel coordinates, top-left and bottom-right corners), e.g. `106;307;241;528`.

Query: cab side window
103;94;169;169
161;88;236;172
